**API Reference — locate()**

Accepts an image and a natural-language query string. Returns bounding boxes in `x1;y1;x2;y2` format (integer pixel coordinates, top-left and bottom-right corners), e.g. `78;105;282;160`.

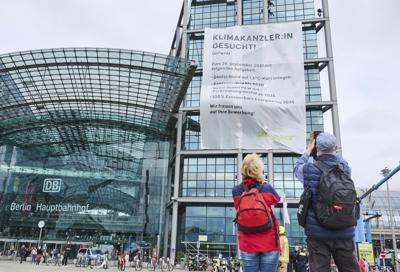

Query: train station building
0;0;350;261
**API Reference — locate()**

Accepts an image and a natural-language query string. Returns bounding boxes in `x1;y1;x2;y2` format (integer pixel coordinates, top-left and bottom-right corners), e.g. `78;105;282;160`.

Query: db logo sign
43;179;62;193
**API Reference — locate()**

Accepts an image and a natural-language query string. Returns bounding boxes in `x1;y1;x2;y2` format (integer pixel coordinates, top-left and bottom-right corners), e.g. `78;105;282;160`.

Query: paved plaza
0;260;187;272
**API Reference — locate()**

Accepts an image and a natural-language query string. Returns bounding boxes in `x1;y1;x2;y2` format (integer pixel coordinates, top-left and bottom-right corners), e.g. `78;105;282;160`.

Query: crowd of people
5;243;72;266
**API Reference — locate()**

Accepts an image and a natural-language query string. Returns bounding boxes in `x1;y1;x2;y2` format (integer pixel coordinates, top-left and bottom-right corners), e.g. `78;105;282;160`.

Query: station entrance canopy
0;48;196;242
0;48;195;178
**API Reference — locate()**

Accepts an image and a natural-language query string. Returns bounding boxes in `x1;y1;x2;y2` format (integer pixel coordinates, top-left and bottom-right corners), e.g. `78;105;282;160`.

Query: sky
0;0;399;190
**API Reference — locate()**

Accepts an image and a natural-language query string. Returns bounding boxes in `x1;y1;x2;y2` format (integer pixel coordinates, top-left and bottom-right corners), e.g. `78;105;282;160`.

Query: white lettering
10;202;32;211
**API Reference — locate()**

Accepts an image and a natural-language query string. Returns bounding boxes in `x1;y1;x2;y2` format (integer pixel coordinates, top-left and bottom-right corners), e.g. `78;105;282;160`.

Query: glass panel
181;156;237;197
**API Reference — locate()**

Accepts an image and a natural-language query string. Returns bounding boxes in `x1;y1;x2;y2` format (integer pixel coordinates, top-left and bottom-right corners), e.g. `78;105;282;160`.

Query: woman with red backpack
232;153;280;272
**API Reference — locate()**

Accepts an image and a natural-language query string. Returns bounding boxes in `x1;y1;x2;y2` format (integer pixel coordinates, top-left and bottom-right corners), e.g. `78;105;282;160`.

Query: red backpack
235;184;273;232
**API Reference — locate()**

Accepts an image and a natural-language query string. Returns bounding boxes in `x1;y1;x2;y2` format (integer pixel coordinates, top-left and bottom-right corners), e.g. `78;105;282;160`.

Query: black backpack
314;161;359;229
297;186;312;227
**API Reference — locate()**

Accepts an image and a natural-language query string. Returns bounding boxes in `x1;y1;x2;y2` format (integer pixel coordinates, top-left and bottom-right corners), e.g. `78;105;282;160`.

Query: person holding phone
294;132;359;272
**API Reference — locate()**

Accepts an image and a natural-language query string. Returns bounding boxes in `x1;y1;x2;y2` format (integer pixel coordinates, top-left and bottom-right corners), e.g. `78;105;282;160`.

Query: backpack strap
242;182;263;192
314;161;330;173
315;161;345;174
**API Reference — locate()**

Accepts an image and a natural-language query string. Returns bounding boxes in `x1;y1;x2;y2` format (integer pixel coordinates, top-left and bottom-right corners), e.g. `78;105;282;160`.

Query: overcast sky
1;0;399;190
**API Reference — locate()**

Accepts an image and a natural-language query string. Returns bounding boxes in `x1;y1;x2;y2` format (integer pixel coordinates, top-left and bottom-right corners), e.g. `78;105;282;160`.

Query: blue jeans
241;251;279;272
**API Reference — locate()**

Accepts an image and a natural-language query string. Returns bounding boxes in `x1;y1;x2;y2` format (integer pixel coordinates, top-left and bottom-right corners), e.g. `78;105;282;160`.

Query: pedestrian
36;245;43;265
51;247;60;266
294;132;360;271
42;247;48;265
359;255;366;272
363;256;370;272
61;242;71;267
31;247;37;264
19;245;27;264
278;226;289;272
294;247;307;272
359;254;370;272
232;153;280;272
287;247;295;272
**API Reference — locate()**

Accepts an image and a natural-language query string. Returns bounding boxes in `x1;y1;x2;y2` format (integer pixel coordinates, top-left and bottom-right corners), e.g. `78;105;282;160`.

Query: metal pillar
268;153;273;185
236;151;243;259
169;111;184;264
263;0;269;24
237;0;243;26
170;202;179;264
382;167;399;272
321;0;342;150
163;210;171;257
169;0;189;262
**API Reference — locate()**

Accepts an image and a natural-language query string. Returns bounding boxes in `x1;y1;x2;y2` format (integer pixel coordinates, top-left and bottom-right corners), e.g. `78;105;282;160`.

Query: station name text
9;202;90;213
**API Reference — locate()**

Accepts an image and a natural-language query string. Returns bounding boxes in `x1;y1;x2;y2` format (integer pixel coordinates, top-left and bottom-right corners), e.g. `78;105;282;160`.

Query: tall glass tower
167;0;341;260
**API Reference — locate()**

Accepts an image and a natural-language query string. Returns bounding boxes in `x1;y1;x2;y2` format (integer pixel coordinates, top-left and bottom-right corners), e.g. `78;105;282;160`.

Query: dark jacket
295;153;354;240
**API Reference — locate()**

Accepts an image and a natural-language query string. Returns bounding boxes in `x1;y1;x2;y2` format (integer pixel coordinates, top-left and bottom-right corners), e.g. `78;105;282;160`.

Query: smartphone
309;131;321;159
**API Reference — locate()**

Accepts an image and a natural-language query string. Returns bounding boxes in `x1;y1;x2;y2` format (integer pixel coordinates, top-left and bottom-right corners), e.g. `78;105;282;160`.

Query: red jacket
232;178;280;252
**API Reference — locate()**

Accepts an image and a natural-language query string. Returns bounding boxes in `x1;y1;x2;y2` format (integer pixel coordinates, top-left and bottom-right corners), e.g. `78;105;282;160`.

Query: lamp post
381;167;399;271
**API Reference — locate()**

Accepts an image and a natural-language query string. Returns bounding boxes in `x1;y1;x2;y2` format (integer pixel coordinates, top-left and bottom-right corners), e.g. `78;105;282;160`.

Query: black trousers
62;255;68;266
306;238;360;272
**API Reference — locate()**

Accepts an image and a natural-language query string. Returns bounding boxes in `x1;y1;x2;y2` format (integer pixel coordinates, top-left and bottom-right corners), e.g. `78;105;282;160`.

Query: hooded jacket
232;178;280;252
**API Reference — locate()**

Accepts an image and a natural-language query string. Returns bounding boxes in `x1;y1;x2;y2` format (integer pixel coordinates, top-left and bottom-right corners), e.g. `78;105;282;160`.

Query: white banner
200;22;306;154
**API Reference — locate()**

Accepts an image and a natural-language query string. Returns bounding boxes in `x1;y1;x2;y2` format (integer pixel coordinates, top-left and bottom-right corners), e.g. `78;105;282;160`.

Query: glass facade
0;0;338;259
178;205;238;257
362;190;400;229
171;0;333;257
274;207;306;245
242;0;264;25
0;48;195;245
0;142;169;243
181;205;236;243
189;0;237;30
273;156;302;198
180;157;237;197
359;190;400;253
268;0;315;23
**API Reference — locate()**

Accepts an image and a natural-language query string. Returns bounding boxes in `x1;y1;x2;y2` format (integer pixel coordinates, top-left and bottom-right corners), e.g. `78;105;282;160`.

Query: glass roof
0;48;196;173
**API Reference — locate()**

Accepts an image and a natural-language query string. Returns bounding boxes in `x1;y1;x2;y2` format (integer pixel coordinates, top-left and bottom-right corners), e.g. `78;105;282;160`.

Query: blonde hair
241;153;264;182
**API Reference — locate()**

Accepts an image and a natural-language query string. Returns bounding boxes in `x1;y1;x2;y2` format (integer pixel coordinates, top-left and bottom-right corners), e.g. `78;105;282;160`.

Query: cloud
0;0;182;54
329;0;400;190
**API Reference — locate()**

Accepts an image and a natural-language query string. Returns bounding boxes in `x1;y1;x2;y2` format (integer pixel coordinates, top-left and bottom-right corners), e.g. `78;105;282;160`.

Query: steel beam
322;0;342;150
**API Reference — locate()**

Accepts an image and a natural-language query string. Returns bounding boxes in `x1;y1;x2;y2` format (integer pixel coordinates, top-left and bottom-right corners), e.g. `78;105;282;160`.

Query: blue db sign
43;179;62;193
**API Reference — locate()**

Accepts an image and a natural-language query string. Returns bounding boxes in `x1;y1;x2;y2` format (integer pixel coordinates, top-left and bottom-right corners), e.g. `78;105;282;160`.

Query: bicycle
51;254;61;266
147;257;157;271
373;265;393;272
75;255;85;267
159;257;174;272
133;256;143;271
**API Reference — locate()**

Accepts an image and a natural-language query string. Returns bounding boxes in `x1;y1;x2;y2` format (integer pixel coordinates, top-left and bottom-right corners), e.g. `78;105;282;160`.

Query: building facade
361;189;400;255
167;0;341;260
0;0;344;261
0;48;196;253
